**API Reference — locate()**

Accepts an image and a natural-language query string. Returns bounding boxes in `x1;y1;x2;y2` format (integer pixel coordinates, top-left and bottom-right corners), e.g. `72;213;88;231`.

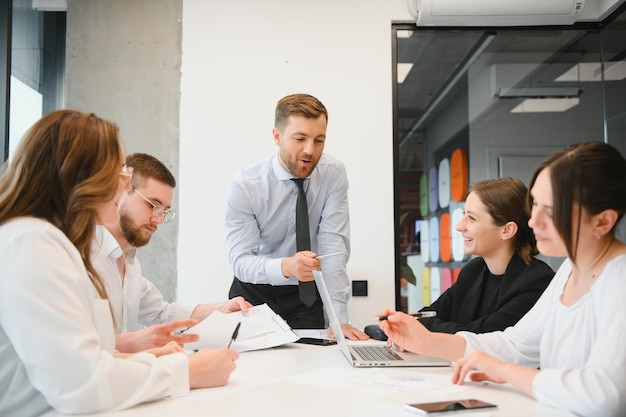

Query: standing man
226;93;368;340
92;153;251;353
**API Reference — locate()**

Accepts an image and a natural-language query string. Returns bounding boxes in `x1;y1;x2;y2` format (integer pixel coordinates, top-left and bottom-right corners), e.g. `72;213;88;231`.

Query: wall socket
352;280;368;297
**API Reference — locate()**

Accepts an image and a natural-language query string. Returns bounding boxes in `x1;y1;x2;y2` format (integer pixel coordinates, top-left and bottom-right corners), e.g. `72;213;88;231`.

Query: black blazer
419;252;554;334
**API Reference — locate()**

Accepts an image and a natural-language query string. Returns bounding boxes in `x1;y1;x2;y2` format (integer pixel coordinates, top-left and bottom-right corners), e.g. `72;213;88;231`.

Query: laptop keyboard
352;345;404;361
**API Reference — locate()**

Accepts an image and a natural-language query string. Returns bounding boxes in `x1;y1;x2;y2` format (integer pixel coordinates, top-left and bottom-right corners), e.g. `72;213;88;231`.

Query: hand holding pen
227;322;241;349
377;311;437;321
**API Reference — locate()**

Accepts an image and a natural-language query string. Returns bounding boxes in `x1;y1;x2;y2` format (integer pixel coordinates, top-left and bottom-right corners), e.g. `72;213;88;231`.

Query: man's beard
119;213;152;248
280;151;316;178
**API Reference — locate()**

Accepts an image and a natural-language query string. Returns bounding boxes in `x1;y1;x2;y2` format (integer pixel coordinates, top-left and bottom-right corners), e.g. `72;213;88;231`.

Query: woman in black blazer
419;178;554;333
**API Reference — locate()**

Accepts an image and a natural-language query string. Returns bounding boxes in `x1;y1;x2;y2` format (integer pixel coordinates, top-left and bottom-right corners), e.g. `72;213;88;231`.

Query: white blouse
0;218;189;417
458;254;626;417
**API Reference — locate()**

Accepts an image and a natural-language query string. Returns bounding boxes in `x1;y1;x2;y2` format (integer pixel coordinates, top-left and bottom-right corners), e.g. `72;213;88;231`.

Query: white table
42;342;576;417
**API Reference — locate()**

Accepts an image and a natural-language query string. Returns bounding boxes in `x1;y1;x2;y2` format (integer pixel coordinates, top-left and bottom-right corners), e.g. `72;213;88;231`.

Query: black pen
377;311;437;321
226;322;241;349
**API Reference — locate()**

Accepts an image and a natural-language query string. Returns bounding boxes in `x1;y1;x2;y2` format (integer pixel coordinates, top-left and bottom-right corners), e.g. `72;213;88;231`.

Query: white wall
178;0;413;328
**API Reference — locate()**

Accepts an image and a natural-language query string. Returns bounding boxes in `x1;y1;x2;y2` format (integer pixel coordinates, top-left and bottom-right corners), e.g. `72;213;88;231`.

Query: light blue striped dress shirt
225;152;351;322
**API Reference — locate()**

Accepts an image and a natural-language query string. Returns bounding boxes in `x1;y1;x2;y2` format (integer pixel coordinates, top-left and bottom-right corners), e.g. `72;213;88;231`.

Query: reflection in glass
394;6;626;311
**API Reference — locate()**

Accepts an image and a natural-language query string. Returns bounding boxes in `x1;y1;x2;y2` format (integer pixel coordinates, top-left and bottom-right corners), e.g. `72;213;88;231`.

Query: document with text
183;303;299;353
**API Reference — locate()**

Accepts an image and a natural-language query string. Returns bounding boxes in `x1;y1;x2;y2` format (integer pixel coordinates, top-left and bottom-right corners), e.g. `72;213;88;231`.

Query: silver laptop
313;270;451;368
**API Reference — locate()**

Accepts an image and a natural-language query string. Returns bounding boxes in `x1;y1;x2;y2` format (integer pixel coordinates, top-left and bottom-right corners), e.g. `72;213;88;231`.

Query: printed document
184;303;298;352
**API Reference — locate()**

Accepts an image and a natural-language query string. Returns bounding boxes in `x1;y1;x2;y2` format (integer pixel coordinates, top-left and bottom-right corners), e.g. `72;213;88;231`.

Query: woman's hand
377;309;431;353
452;350;508;385
188;348;239;388
452;350;538;397
377;309;467;361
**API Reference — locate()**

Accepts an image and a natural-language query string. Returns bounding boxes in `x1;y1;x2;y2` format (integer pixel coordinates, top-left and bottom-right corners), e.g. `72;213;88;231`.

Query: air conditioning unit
416;0;586;26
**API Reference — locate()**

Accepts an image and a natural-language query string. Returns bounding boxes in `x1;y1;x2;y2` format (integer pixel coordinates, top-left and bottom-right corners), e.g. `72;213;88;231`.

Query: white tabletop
42;342;575;417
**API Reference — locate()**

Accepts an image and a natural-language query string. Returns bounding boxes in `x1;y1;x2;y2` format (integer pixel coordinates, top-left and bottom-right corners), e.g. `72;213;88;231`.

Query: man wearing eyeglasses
92;153;252;353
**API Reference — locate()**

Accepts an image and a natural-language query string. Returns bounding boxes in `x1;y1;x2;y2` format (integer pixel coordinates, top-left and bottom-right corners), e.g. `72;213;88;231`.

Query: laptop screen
313;270;355;362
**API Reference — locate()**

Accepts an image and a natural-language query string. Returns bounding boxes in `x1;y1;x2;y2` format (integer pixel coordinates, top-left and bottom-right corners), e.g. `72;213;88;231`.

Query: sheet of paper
183;303;298;352
283;367;471;396
346;369;470;396
175;374;278;403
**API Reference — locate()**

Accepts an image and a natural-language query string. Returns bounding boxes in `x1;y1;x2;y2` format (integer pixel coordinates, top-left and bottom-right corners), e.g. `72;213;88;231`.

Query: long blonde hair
0;110;122;299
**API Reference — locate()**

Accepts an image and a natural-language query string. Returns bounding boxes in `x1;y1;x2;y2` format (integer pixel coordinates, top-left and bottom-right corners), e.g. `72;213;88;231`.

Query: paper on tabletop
183;303;298;352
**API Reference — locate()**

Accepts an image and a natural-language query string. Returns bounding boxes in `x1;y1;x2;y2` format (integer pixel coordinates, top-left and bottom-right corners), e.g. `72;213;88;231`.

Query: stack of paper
184;304;299;353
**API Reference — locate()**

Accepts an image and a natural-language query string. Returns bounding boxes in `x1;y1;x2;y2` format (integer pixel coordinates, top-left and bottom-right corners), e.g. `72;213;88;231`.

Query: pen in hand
377;311;437;321
226;322;241;349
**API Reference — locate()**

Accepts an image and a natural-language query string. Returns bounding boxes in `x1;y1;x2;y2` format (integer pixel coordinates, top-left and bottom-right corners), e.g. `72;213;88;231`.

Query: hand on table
340;323;370;340
452;350;507;385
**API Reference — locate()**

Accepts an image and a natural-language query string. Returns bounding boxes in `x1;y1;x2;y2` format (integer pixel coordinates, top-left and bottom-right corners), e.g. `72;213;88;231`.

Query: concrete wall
66;0;182;301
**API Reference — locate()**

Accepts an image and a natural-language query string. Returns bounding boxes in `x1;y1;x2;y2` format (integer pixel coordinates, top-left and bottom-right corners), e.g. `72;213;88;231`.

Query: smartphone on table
295;337;337;346
404;399;497;415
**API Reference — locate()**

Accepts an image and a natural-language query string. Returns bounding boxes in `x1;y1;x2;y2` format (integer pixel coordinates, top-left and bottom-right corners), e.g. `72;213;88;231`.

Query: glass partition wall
393;4;626;312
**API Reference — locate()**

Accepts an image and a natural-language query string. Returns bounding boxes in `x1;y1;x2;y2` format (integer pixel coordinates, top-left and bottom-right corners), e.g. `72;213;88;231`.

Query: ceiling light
555;62;626;82
496;86;582;98
511;98;579;113
397;63;414;84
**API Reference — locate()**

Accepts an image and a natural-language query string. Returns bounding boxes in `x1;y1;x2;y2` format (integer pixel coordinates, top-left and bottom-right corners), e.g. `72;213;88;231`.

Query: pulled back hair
0;110;123;299
471;177;538;264
126;153;176;189
528;141;626;263
274;93;328;131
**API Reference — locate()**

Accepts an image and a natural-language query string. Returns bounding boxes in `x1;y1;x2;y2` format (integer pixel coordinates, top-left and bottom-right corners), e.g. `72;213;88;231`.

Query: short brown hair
274;93;328;131
126;153;176;188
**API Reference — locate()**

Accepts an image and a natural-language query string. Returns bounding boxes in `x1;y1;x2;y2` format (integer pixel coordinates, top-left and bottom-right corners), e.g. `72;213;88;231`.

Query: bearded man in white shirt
92;153;251;353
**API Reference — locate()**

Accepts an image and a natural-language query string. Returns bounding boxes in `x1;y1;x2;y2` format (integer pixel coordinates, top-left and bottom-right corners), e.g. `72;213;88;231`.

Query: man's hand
216;296;253;314
340;323;370;340
116;318;199;353
190;297;253;321
281;251;320;282
113;340;185;358
144;340;185;357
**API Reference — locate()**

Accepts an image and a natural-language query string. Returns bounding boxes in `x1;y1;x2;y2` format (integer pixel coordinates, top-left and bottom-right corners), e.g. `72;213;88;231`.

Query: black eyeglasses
133;188;176;223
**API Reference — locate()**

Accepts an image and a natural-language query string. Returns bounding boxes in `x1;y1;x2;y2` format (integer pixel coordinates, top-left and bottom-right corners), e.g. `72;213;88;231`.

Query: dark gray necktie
291;178;317;307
